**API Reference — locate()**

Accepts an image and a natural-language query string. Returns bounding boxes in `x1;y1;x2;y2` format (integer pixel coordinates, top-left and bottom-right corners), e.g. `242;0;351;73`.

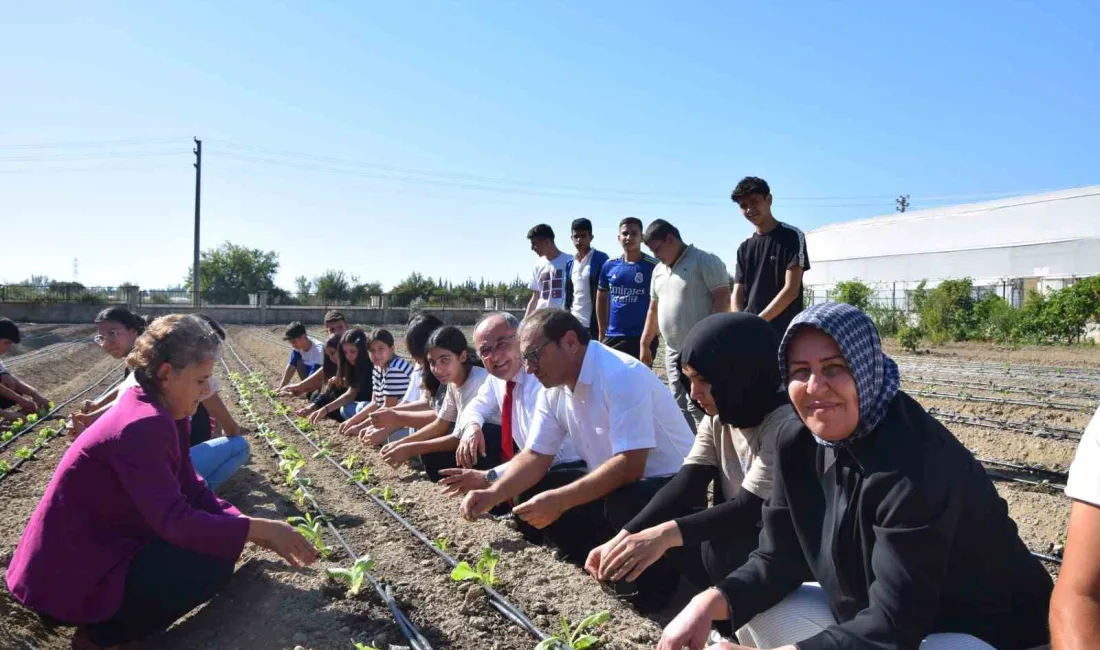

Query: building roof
807;186;1100;263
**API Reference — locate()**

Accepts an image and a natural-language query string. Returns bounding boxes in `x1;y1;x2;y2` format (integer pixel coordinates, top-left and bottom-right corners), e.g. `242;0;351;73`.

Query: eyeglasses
520;338;556;368
477;334;515;360
93;329;124;346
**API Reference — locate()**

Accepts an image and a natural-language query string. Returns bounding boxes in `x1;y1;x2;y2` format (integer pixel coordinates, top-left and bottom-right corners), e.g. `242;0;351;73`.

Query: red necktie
500;380;516;461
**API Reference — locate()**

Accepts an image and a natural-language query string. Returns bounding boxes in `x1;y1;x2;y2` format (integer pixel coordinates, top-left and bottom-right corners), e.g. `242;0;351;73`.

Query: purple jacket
5;387;250;623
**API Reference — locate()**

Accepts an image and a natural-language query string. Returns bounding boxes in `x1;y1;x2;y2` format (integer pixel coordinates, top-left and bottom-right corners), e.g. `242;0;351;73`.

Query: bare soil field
0;323;1090;648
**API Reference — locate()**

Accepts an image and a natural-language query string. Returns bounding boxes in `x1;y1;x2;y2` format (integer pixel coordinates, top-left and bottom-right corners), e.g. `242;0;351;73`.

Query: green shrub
833;280;874;312
973;294;1018;343
898;325;922;352
920;279;977;343
867;305;905;336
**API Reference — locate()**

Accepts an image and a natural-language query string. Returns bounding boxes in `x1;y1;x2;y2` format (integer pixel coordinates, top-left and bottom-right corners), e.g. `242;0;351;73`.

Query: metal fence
1;285;531;310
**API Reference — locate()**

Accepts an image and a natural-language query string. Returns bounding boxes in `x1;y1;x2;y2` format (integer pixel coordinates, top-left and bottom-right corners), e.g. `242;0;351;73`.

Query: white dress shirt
456;366;581;476
527;341;694;478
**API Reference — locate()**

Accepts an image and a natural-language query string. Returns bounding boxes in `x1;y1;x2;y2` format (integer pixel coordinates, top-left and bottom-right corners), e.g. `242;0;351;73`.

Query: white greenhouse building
803;185;1100;310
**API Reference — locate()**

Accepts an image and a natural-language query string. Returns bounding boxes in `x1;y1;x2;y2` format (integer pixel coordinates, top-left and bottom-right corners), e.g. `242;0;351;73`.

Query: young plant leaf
450;562;482;583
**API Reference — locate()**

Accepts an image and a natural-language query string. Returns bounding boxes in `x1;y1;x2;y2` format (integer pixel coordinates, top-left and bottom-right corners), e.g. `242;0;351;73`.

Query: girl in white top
380;326;496;479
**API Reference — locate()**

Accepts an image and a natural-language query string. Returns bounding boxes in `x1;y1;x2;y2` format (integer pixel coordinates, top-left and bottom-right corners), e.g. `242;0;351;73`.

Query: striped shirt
372;356;413;406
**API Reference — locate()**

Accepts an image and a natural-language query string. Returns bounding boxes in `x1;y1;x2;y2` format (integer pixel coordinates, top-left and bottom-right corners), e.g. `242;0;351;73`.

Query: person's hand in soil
81;399;96;413
368;407;400;430
461;488;501;521
277;383;305;397
381;441;414;467
360;426;391;447
31;393;50;410
308;406;330;426
248;518;318;568
512;490;567;529
456;426;485;468
438;468;490;497
16;396;37;414
585;529;627;579
657;588;730;650
69;413;90;436
294;404;316;417
597;520;681;582
337;417;359;436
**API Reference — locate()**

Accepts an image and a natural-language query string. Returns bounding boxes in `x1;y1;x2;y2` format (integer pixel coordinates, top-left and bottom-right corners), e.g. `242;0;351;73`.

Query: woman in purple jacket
6;314;316;650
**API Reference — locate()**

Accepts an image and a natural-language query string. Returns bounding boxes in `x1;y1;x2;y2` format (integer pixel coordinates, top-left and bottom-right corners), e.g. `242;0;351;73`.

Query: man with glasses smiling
460;308;694;610
439;312;581;497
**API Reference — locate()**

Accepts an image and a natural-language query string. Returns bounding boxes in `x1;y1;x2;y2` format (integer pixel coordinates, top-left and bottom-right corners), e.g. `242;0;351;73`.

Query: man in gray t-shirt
639;220;731;432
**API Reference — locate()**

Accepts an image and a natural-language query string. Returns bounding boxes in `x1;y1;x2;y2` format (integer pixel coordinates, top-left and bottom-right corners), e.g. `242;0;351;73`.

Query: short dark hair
405;313;444;360
284;321;307;340
196;313;226;341
521;307;591;346
570;218;593;234
643;219;681;244
0;317;20;344
731;176;771;202
368;328;395;348
95;306;147;334
527;224;555;241
323;310;346;324
618;217;643;231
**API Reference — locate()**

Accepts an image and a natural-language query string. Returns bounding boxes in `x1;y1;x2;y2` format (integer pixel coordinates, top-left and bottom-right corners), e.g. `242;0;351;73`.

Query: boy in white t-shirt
524;223;571;319
279;321;325;390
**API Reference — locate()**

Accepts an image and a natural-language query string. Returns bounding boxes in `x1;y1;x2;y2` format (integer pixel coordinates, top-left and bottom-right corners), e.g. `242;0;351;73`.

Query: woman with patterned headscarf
658;303;1052;650
584;312;801;590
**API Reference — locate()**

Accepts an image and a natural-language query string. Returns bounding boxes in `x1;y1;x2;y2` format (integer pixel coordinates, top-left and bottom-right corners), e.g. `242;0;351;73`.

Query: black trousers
189;403;213;447
85;538;235;646
602;335;658;361
421;423;503;482
515;467;675;604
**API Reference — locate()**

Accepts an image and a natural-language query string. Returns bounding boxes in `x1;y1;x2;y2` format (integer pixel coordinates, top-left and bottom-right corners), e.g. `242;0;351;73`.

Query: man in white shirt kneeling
461;308;694;610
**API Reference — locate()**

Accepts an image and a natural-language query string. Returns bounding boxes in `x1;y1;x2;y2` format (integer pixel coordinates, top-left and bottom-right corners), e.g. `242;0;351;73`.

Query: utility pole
896;194;910;213
192;138;202;307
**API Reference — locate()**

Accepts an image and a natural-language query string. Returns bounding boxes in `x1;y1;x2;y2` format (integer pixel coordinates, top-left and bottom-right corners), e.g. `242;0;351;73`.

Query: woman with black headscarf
584;312;802;589
658;303;1053;650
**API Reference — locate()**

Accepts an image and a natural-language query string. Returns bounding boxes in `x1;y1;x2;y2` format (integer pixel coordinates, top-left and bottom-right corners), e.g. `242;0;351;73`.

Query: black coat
718;391;1052;650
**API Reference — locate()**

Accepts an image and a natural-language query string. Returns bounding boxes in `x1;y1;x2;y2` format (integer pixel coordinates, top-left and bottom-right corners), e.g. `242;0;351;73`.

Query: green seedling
15;447;35;460
287;513;332;558
353;642;381;650
34;431;51;447
274;403;291;416
295;417;315;433
10;419;25;433
450;546;501;587
326;555;375;597
1;431;13;443
293;484;310;507
0;459;10;475
271;436;287;450
348;466;372;485
340;454;359;470
312;440;332;459
431;537;449;552
368;485;406;512
25;413;39;425
229;372;242;383
534;611;611;650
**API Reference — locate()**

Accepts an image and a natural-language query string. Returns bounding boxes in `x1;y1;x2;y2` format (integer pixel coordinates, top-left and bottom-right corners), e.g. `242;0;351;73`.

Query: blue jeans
191;436;250;491
340;401;371;420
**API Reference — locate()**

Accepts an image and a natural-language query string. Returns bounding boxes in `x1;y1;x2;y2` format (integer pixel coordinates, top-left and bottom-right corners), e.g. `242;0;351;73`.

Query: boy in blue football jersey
596;217;660;360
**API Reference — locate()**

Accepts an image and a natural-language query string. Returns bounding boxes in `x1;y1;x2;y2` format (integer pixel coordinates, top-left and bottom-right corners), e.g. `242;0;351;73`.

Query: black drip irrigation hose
0;369;124;485
928;407;1083;441
906;375;1100;403
897;362;1100;385
0;362;125;454
910;389;1091;413
225;336;561;648
5;338;93;368
220;358;433;650
977;457;1069;485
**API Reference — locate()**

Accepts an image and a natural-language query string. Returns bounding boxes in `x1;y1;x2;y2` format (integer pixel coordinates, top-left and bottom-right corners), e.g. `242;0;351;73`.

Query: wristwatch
485;468;500;483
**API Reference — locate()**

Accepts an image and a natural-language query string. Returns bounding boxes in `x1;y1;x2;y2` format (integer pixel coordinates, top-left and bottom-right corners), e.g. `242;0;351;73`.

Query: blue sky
2;1;1098;291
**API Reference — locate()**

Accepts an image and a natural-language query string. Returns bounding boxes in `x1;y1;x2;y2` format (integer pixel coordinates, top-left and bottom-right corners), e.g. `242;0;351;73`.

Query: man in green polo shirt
640;220;731;432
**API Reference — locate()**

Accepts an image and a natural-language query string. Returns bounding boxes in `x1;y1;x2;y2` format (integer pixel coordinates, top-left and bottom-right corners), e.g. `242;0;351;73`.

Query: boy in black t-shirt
730;177;810;337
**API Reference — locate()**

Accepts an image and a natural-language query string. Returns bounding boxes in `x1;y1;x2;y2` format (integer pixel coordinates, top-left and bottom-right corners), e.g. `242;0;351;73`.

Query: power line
0;149;186;162
0;137;187;150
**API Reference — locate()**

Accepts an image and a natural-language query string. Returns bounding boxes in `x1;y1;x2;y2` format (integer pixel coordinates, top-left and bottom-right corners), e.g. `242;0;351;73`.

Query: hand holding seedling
438;468;489;497
460;489;500;521
512;490;567;529
294;404;314;417
456;426;486;468
247;518;318;568
308;407;329;426
590;522;681;583
380;442;414;468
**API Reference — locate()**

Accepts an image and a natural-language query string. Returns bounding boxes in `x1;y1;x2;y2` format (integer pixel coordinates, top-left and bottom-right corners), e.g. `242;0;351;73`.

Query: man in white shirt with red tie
438;312;582;497
459;308;694;610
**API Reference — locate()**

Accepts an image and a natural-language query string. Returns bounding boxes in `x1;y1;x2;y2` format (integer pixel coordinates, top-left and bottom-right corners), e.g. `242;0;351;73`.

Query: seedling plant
534;612;611;650
368;485;407;512
451;547;501;587
15;447;35;460
288;513;333;558
352;642;381;650
340;453;360;470
348;466;373;485
0;459;11;476
326;555;376;597
431;537;449;552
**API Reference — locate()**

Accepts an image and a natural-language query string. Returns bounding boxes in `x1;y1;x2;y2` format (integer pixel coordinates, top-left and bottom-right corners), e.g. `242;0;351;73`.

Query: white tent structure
803;186;1100;309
